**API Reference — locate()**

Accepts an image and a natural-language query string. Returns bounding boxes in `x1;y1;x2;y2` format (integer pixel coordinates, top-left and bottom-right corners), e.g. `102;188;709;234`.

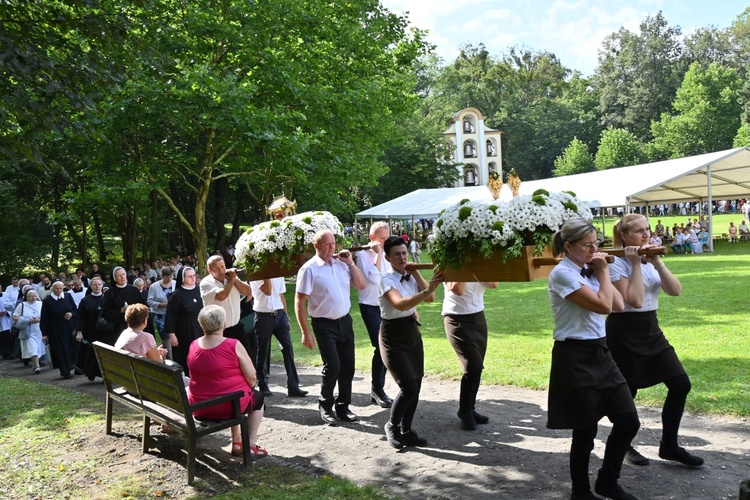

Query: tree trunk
50;186;64;270
214;176;227;252
230;187;247;243
93;212;107;263
118;213;129;266
80;208;89;270
51;222;60;270
120;204;138;267
65;219;84;262
194;165;212;276
127;205;138;267
150;190;159;262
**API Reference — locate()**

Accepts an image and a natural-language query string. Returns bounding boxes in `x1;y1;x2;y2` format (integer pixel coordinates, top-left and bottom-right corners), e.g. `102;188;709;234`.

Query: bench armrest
188;390;246;413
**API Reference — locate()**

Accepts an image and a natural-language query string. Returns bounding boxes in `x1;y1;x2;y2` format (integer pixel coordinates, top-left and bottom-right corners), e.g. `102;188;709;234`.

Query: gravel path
3;357;749;499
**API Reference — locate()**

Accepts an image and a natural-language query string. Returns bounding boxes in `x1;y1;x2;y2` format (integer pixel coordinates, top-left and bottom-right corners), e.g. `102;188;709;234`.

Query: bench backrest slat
131;358;187;410
93;342;140;396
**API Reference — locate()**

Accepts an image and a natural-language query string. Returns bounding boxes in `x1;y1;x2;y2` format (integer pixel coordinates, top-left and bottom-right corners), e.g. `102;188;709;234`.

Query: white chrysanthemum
432;191;592;267
235;211;344;270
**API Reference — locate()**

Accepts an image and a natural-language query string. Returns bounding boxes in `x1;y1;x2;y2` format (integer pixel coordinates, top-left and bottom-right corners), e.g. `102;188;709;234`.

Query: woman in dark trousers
547;217;641;500
378;236;442;449
607;214;703;467
442;280;498;430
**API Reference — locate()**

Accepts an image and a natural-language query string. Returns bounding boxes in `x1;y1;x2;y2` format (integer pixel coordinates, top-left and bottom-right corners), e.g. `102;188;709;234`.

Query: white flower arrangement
430;190;593;269
235;211;346;273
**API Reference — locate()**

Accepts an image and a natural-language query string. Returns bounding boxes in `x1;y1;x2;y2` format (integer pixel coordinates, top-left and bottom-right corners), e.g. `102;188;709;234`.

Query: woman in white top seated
547;217;640;500
442;280;498;430
378;236;442;449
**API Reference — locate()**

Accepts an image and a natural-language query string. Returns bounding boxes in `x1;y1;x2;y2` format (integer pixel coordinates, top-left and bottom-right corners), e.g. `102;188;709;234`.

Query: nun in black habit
164;266;203;375
100;266;144;344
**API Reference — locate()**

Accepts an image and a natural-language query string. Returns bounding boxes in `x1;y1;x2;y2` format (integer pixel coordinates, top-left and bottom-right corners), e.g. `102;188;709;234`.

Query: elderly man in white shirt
251;277;307;398
295;229;366;425
200;255;254;360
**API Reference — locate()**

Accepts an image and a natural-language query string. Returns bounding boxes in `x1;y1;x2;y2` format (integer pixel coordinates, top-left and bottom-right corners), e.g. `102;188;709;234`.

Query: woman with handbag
12;288;44;374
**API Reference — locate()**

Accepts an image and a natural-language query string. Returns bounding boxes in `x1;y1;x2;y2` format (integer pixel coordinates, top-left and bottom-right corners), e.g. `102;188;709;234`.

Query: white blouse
609;256;662;312
442;282;489;316
378;271;419;320
548;257;605;341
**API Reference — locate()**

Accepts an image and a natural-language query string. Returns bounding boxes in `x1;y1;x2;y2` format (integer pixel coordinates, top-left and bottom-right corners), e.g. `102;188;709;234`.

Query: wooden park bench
92;341;250;484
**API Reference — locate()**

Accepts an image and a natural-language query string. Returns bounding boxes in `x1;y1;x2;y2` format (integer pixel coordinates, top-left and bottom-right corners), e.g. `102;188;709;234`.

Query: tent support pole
708;165;714;252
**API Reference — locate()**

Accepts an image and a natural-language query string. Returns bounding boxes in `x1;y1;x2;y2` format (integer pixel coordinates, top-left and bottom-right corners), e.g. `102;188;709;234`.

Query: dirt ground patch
2;357;749;499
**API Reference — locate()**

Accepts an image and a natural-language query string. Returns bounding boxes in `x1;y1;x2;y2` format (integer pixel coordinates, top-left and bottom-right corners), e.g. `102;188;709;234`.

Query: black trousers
254;311;300;391
359;303;387;393
224;322;257;369
390;377;423;432
0;329;14;358
311;314;355;409
570;411;640;494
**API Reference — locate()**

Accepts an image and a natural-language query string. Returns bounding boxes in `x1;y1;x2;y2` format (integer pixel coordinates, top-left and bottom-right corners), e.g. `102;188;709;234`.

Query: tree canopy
1;3;749;277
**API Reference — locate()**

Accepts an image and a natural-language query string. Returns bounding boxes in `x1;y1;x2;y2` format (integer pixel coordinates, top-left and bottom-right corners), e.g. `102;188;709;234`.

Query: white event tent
356;147;750;251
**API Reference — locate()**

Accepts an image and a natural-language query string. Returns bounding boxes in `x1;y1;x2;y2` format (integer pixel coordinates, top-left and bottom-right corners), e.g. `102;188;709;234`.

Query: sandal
231;441;243;457
160;424;176;434
250;444;268;457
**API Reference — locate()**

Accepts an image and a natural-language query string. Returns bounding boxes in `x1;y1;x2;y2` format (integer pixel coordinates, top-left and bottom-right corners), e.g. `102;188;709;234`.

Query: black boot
658;441;704;466
457;408;477;430
594;474;639;500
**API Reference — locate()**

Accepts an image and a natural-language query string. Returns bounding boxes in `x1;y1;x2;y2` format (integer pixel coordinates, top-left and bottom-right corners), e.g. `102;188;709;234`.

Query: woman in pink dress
187;304;267;457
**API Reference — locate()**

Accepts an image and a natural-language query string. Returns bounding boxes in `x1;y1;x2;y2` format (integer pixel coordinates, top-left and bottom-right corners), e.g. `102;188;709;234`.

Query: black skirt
606;311;686;389
379;314;424;385
547;338;635;430
444;311;488;374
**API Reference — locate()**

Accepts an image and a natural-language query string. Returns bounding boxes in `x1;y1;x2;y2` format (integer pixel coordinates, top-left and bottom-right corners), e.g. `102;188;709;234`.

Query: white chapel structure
443;107;503;187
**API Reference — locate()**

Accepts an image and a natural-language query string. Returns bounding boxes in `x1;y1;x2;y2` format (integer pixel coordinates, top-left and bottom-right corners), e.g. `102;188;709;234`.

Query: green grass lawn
284;240;750;417
0;377;388;499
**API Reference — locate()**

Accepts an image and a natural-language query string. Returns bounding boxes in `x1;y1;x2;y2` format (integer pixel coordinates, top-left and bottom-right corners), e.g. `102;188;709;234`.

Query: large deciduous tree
91;0;426;272
595;12;684;141
648;63;742;160
0;0;129;165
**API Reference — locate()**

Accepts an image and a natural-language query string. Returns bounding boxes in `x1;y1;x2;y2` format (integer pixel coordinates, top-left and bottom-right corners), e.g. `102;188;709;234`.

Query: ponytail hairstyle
552;218;597;258
613;214;647;248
